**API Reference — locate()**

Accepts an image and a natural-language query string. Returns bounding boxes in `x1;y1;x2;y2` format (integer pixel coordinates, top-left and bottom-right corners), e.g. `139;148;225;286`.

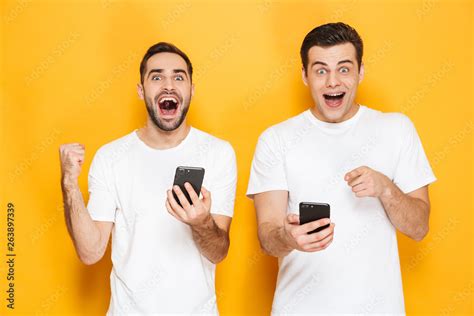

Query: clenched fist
59;143;85;185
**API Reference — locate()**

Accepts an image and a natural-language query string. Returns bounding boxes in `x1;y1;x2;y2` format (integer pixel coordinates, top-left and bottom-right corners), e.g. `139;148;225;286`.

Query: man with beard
59;42;237;314
247;23;436;314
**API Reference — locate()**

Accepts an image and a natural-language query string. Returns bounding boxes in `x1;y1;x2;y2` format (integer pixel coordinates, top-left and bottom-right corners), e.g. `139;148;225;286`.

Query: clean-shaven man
60;42;236;315
247;23;436;314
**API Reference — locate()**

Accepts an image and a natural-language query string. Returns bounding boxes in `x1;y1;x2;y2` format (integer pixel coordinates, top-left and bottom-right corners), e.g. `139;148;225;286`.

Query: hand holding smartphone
172;166;205;207
299;202;330;234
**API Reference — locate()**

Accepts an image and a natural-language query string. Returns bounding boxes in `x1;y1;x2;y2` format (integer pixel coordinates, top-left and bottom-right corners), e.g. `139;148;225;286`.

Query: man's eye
316;69;327;75
175;76;184;81
339;67;349;73
151;76;161;81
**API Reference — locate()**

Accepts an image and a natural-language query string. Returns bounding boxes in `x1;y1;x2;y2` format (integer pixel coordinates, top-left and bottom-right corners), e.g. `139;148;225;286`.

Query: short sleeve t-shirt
87;127;237;315
247;105;436;314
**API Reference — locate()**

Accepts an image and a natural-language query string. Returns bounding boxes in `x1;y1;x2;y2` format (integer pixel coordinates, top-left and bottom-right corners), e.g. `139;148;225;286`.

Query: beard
144;90;191;132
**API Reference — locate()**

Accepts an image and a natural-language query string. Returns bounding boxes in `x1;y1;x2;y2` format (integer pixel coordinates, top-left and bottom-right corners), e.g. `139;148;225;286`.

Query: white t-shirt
86;127;237;315
247;105;436;314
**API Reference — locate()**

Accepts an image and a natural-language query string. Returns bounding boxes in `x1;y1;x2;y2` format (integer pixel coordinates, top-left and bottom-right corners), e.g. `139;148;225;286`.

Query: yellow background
1;0;473;315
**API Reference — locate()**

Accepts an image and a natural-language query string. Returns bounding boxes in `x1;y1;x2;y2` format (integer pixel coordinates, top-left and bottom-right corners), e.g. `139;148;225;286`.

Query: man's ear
191;83;195;98
358;63;365;83
137;83;144;100
302;67;308;86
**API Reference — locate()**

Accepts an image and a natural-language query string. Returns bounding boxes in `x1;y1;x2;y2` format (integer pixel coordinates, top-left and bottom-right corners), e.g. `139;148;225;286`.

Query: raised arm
59;143;113;265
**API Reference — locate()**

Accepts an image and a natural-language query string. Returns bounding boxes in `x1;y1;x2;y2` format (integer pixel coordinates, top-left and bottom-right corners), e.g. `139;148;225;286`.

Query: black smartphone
299;202;331;234
172;166;205;207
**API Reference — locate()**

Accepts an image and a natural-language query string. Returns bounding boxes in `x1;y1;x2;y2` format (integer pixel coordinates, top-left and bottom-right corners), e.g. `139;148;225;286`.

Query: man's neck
137;120;191;150
311;103;360;123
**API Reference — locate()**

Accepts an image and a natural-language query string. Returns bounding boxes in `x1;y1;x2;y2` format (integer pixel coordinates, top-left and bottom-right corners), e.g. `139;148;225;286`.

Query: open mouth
158;95;179;116
323;92;345;108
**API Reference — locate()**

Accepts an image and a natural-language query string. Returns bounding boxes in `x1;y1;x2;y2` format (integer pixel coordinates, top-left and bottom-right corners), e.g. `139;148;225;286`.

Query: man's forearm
380;183;430;241
191;216;230;264
258;222;292;258
61;179;104;263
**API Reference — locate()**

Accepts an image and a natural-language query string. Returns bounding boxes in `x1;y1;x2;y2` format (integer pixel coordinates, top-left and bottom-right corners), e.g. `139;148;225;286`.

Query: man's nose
163;77;175;90
326;72;341;88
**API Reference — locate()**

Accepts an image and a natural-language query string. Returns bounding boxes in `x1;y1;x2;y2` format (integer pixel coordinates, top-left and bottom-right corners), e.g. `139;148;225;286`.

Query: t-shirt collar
304;105;366;134
133;126;195;153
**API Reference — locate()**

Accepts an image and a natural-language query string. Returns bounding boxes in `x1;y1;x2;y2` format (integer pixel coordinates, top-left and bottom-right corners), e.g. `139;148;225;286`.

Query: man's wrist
280;226;295;253
191;213;214;231
379;176;395;199
61;175;79;192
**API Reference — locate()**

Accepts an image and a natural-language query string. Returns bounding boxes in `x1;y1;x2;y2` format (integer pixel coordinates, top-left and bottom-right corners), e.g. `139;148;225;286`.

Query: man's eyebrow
337;59;354;65
311;61;327;67
147;68;188;78
310;59;354;68
173;69;188;76
147;69;163;78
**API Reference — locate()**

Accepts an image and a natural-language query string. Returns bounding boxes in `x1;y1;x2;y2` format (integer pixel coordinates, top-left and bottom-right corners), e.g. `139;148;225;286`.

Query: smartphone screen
172;166;205;207
299;202;330;234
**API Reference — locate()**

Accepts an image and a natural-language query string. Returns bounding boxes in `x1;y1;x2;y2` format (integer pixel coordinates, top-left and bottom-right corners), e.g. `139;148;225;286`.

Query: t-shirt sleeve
86;149;117;222
393;115;437;193
208;142;237;217
246;128;288;198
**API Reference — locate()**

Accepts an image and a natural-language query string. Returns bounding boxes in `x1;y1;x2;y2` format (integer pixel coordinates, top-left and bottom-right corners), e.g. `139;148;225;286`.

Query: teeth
326;93;344;97
159;97;178;104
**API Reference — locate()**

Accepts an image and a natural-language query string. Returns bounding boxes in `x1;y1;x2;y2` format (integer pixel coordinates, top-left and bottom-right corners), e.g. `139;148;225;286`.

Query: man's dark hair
300;22;363;73
139;42;193;84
